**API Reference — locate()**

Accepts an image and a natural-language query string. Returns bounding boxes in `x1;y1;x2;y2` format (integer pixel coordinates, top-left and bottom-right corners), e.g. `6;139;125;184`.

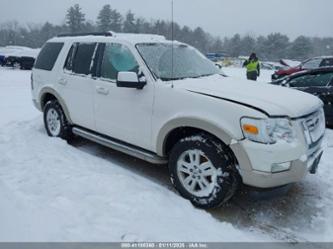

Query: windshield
136;43;220;81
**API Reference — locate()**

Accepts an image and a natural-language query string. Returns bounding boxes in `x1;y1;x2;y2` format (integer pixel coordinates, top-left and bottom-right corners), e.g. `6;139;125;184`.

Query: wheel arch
156;117;235;157
39;87;73;124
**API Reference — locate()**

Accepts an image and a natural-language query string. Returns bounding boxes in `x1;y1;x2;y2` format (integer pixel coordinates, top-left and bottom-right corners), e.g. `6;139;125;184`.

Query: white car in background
31;32;325;209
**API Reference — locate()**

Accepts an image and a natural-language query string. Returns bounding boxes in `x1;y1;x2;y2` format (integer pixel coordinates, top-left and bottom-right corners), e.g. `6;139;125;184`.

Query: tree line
0;4;332;61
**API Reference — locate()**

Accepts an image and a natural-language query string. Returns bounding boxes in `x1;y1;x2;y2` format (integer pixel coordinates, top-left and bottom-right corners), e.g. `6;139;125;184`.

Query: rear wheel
168;134;240;209
43;100;72;141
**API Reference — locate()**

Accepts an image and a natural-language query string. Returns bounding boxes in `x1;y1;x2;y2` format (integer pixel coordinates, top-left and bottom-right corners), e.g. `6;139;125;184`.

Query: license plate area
302;110;326;146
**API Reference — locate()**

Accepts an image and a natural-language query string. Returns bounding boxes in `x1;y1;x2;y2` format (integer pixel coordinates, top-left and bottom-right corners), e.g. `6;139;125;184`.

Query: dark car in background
19;56;35;70
2;56;35;70
271;67;333;126
272;56;333;80
0;55;5;66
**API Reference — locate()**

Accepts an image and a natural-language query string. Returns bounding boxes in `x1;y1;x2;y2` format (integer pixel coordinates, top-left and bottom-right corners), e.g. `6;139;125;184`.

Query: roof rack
57;32;113;38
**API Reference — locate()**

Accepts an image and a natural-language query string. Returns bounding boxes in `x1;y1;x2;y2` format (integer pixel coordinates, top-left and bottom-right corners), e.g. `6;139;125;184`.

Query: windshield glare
136;43;220;81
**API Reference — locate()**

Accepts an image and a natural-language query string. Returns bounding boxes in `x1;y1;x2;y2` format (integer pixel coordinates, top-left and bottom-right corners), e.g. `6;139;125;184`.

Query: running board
72;127;168;164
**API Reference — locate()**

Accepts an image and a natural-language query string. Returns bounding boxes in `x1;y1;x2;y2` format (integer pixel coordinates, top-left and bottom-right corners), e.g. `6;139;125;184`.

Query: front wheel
43;100;72;140
169;134;240;209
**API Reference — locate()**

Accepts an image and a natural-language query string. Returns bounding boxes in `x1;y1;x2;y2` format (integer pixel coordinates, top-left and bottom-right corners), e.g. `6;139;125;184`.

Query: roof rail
57;32;113;38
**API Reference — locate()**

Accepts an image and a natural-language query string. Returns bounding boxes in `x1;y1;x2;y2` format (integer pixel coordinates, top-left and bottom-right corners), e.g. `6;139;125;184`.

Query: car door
60;42;97;130
93;42;154;151
288;72;333;120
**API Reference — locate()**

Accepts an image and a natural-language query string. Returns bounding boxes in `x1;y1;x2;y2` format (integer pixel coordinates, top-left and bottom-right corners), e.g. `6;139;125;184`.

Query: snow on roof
313;55;333;59
51;32;168;45
111;32;166;43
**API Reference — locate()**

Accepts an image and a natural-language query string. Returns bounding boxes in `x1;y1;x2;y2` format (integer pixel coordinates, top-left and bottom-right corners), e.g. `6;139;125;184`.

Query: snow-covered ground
223;67;273;83
0;67;332;242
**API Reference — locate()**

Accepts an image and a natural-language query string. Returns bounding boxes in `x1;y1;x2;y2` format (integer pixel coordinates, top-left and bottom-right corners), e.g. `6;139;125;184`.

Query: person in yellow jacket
243;53;260;81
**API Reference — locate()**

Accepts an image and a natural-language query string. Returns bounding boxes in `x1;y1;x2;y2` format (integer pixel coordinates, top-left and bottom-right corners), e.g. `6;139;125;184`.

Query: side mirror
116;71;146;89
215;63;222;69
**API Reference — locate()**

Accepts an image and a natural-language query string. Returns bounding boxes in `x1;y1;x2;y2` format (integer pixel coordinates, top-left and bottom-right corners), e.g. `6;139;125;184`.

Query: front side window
289;73;333;87
100;43;139;80
136;43;220;81
72;43;97;75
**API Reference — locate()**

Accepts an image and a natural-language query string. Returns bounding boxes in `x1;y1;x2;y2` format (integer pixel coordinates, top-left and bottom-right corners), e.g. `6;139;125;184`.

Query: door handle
96;86;109;95
58;78;67;85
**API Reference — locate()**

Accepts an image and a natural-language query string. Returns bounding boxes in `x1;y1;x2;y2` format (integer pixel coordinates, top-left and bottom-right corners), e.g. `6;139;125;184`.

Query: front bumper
230;110;325;189
231;141;324;188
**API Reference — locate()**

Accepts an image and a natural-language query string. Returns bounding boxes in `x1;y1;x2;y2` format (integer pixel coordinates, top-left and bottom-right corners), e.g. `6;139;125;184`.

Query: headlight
241;117;295;144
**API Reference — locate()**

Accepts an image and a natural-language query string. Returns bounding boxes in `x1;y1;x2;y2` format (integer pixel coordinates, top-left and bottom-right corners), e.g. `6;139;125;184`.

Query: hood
174;74;322;118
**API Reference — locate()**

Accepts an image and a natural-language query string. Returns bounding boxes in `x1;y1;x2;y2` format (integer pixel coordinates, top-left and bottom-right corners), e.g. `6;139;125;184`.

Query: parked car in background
3;56;21;68
272;56;333;80
271;67;333;126
3;55;35;70
19;56;36;70
0;46;39;70
0;55;5;66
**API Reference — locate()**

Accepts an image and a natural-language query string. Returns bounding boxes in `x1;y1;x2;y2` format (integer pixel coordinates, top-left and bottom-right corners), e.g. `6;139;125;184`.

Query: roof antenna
171;0;174;88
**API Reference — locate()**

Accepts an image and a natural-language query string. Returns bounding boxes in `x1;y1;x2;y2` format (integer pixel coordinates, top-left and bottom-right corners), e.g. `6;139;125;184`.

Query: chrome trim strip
72;127;168;164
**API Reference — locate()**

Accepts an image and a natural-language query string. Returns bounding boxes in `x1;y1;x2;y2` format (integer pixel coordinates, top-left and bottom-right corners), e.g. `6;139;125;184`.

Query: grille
302;109;325;146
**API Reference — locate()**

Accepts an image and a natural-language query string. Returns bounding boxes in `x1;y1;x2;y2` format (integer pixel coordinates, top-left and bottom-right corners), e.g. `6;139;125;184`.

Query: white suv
31;32;325;209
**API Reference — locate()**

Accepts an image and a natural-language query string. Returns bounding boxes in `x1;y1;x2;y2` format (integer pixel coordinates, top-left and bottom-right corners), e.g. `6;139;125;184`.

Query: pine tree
110;9;123;32
123;11;136;33
289;36;313;60
97;4;112;32
66;4;85;33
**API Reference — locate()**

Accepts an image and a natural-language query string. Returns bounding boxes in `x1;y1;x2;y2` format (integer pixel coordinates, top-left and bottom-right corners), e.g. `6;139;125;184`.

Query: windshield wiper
190;73;215;79
160;77;187;81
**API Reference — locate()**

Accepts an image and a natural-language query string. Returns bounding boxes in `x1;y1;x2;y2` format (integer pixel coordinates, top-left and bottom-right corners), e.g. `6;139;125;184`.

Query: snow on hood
174;74;323;118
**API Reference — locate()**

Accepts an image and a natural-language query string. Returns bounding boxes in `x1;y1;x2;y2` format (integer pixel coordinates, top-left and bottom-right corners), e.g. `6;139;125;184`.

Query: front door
94;43;154;151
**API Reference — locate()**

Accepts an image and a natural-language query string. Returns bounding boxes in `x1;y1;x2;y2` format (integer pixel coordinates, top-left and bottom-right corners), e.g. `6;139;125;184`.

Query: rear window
72;43;97;75
34;42;64;71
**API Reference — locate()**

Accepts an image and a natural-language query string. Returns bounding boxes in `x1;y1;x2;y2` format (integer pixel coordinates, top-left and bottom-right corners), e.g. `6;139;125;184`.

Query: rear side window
34;42;64;71
72;43;97;75
320;58;333;67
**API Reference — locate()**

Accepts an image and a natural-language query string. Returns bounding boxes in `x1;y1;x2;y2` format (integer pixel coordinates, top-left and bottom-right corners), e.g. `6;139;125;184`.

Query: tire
43;100;72;141
168;134;240;209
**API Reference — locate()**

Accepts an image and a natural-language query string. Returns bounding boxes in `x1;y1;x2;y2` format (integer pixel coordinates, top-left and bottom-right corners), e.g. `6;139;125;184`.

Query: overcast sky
0;0;332;39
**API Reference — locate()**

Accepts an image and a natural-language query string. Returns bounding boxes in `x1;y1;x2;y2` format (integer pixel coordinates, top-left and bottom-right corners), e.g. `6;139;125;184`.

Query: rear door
60;42;97;130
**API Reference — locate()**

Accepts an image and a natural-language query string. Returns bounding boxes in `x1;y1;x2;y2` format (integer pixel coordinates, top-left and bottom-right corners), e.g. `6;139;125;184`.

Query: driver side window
100;43;139;81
